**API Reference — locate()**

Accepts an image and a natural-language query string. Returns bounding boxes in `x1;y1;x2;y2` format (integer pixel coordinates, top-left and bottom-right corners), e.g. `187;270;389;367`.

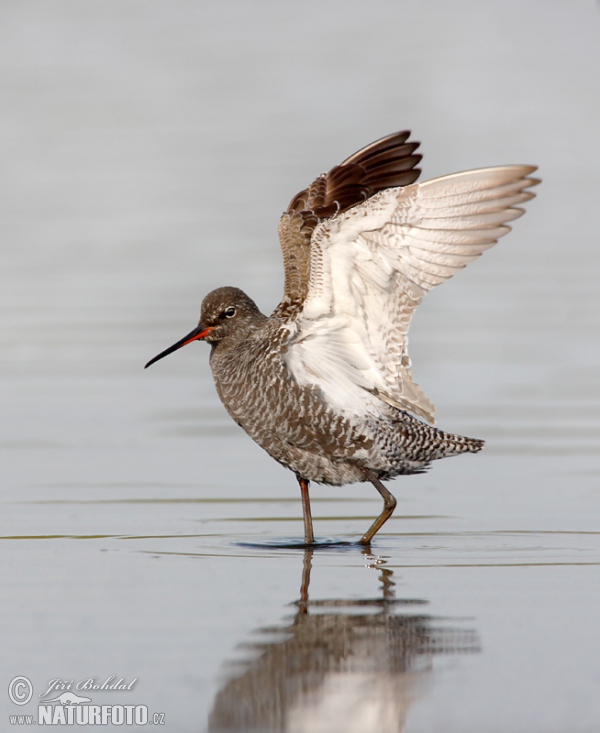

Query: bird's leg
359;470;397;545
297;476;315;545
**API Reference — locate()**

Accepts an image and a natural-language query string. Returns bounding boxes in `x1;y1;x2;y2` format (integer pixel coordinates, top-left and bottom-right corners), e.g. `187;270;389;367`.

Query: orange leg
359;470;397;545
297;476;315;545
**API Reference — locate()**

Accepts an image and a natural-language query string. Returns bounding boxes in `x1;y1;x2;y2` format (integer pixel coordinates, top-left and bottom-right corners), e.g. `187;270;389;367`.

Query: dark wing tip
339;130;414;166
286;130;423;219
276;130;423;310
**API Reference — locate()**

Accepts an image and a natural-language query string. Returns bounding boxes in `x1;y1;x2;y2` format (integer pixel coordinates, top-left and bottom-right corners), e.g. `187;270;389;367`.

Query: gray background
1;1;599;731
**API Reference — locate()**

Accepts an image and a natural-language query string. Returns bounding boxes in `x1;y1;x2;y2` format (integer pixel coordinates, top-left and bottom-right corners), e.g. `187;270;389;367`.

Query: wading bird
145;131;538;545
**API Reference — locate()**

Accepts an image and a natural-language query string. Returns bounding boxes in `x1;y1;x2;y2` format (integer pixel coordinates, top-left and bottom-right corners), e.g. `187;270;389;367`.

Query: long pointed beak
144;325;215;369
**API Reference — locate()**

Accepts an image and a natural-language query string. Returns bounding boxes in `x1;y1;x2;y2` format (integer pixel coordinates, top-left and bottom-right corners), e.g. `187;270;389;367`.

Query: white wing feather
284;165;538;423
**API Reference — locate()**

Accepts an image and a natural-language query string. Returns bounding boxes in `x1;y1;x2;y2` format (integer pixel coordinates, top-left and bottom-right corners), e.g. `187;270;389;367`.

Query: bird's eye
224;307;236;318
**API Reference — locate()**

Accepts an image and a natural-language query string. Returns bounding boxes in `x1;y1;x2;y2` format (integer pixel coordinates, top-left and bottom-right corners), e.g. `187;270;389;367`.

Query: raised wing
276;131;422;314
284;165;540;423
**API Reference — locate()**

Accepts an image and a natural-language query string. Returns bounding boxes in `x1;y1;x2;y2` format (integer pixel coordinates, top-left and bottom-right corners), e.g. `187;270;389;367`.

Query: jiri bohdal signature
39;677;137;699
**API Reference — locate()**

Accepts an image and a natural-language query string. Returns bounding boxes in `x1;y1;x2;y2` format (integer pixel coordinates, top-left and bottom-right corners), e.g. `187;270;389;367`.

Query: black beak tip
144;351;168;369
143;324;209;371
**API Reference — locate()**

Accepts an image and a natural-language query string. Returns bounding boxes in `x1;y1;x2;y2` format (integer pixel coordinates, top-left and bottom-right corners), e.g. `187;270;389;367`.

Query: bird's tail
393;409;484;462
434;430;485;458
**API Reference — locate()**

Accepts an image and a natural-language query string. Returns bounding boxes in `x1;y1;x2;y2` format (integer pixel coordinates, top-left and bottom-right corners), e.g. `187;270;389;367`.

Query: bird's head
144;286;265;369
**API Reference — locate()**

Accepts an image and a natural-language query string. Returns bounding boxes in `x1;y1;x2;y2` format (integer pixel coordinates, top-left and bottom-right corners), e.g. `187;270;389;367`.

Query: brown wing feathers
276;131;422;311
276;210;319;312
288;130;422;218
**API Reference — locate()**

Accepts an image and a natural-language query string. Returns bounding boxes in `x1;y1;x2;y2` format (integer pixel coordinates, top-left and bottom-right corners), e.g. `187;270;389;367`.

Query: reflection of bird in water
208;550;479;732
146;132;538;544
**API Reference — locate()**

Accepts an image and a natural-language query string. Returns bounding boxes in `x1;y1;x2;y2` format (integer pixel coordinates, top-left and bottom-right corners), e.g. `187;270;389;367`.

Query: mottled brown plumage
146;131;539;545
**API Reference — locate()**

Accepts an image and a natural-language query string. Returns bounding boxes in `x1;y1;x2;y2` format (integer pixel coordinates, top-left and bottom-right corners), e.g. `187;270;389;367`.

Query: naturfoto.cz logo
8;676;165;727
